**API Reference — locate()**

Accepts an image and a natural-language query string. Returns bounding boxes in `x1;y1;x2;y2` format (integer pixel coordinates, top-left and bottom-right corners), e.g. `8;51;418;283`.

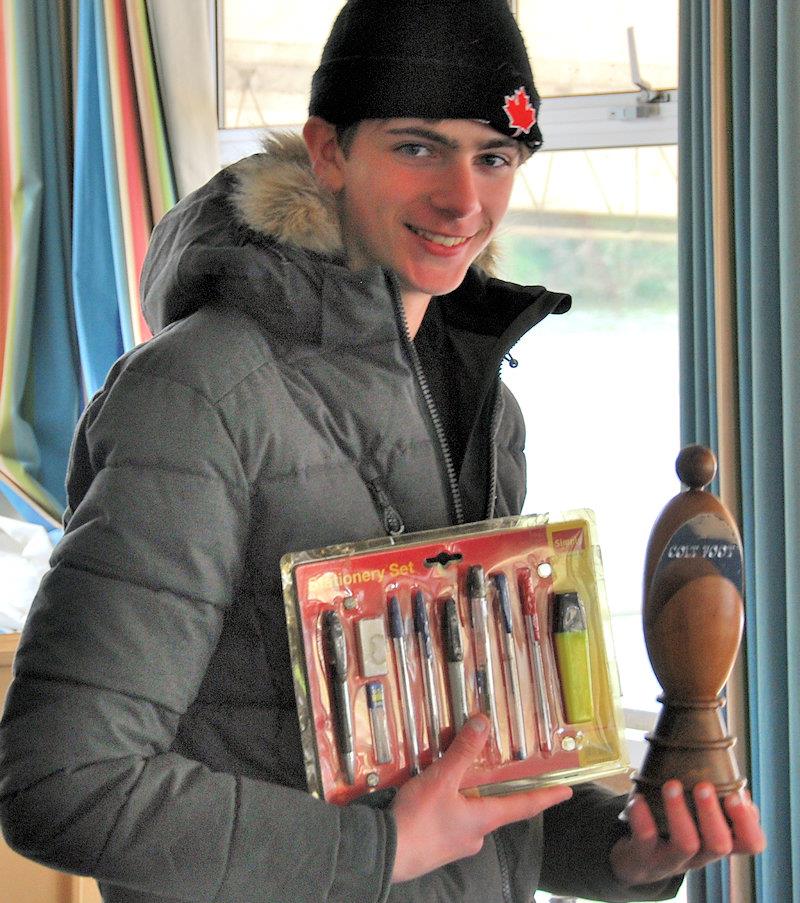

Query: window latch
609;26;671;121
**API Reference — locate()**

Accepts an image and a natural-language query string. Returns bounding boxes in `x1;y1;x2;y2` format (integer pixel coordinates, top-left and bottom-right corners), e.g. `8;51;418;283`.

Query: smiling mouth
406;224;472;248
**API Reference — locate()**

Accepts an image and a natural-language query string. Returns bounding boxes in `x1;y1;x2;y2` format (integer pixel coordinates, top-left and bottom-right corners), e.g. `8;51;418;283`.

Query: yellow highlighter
552;592;594;724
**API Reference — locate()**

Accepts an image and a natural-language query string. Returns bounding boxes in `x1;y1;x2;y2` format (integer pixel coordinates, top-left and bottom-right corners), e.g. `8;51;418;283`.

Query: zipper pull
365;478;406;537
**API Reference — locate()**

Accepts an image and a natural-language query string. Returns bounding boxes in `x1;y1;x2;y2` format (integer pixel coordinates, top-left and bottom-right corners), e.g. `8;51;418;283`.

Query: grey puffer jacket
0;135;679;903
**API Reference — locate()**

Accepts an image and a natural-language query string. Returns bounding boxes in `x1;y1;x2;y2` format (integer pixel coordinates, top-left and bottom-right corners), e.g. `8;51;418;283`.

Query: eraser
357;617;388;677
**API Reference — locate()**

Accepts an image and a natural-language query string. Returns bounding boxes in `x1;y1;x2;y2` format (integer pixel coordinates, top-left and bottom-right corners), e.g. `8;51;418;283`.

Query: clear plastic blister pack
281;512;629;804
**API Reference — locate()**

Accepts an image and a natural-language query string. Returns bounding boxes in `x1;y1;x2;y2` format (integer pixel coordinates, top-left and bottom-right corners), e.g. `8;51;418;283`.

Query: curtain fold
1;0;215;525
72;0;127;397
0;1;81;527
71;0;178;394
679;1;799;900
145;0;219;201
776;3;800;881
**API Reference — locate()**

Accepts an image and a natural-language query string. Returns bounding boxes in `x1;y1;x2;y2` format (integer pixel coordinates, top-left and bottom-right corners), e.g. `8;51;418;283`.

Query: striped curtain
679;1;800;901
0;0;180;527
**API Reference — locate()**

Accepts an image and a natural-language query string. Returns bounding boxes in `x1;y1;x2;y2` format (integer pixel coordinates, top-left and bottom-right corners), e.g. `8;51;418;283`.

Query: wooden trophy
633;444;746;835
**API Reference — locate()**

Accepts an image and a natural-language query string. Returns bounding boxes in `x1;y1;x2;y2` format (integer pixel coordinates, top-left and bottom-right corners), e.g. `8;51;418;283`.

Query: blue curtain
679;1;800;900
1;0;183;526
0;2;82;528
72;0;127;399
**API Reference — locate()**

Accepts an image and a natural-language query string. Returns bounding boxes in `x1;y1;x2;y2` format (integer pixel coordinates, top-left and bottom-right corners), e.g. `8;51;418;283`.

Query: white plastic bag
0;516;54;633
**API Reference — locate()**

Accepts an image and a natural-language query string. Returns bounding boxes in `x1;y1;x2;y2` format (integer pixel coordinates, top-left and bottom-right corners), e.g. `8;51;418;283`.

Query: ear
302;117;346;193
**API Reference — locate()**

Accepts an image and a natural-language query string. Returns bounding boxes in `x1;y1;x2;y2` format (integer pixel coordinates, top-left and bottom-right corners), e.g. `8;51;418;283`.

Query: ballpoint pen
553;591;594;724
467;565;502;750
388;595;421;775
412;589;442;758
517;567;554;755
321;609;356;784
441;596;469;731
492;572;527;760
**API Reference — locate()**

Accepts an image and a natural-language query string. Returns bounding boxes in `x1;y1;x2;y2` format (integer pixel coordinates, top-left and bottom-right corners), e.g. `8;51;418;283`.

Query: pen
492;572;527;760
518;568;554;754
441;596;469;731
553;591;594;724
321;609;356;784
467;565;502;749
388;595;421;775
412;589;442;758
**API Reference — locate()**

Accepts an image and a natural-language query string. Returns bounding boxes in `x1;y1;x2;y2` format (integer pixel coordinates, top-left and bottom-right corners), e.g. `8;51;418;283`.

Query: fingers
691;783;732;859
609;793;667;887
624;792;659;844
611;784;702;887
468;784;573;835
428;715;491;788
660;780;701;857
612;782;767;890
656;782;764;870
724;790;767;854
687;783;766;861
390;715;573;883
442;716;572;829
430;717;573;824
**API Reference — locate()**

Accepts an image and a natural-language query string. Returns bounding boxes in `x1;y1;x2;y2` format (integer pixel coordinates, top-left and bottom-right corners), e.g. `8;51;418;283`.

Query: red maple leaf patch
503;86;536;136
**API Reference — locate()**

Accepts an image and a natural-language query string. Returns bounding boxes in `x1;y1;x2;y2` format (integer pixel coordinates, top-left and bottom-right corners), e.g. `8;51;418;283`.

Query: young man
0;1;763;901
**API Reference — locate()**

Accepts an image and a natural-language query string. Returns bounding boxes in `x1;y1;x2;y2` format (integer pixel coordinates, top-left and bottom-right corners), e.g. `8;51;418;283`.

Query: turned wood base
633;696;746;836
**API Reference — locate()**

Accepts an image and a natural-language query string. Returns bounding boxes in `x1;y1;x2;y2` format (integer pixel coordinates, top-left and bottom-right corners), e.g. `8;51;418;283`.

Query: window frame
217;89;678;165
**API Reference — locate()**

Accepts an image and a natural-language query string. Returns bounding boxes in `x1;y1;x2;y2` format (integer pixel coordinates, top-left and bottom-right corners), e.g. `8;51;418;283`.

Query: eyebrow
384;126;521;157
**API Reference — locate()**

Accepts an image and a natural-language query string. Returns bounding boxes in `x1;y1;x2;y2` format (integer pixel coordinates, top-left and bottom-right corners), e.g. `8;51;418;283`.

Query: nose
429;161;482;219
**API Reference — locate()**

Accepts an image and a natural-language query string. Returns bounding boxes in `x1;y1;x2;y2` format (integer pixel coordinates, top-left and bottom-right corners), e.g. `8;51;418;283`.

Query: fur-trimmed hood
140;131;568;339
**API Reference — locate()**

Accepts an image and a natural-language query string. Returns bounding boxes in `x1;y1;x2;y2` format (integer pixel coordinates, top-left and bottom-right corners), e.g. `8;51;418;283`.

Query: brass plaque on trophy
633;445;746;834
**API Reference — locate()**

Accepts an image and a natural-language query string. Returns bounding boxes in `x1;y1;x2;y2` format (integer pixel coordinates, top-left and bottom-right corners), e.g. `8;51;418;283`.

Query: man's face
332;119;522;304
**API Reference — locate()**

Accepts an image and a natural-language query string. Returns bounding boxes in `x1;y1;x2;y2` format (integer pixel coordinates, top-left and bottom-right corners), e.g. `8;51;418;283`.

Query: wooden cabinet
0;634;102;903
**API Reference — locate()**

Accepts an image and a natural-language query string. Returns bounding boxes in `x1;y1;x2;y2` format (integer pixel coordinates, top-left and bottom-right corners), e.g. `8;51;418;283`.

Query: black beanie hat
309;0;543;152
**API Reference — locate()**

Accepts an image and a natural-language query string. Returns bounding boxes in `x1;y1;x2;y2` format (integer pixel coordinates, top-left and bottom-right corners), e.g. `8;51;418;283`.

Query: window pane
221;1;345;128
220;0;677;128
501;146;679;714
518;0;678;96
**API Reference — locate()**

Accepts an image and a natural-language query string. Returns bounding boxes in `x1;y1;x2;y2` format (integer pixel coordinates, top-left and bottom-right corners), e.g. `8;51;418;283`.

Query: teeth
409;226;470;247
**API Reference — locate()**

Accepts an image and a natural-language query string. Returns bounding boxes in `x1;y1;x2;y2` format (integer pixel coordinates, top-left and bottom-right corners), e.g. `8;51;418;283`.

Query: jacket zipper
391;282;522;902
495;829;513;903
389;283;466;525
485;340;525;520
484;373;502;521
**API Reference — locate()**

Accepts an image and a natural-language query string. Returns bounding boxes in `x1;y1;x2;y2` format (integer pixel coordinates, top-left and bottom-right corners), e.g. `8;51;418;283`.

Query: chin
404;265;473;299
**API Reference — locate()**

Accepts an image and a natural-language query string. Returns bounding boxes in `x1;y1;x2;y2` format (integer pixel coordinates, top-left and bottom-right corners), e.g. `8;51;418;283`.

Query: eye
479;153;513;169
395;143;433;158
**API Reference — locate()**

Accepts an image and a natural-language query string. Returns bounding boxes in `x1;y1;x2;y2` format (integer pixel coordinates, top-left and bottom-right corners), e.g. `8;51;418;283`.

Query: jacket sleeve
539;783;683;902
0;363;395;903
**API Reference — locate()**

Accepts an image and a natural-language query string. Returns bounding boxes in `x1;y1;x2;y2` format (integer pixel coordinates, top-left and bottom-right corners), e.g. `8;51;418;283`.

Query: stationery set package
281;511;629;804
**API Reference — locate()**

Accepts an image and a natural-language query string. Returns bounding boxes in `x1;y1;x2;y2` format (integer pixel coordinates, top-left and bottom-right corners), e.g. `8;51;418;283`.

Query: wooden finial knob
676;444;717;490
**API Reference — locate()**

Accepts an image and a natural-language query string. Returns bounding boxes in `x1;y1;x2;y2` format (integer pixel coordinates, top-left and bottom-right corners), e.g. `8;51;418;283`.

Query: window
517;0;678;96
218;1;345;129
217;1;678;128
502;143;679;723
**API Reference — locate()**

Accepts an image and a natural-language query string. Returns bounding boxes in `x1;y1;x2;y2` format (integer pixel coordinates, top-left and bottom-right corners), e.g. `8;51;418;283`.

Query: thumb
436;716;491;787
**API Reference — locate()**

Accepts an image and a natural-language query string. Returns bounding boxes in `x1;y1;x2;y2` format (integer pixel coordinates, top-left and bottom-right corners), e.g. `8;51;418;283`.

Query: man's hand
610;780;766;888
390;715;573;883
